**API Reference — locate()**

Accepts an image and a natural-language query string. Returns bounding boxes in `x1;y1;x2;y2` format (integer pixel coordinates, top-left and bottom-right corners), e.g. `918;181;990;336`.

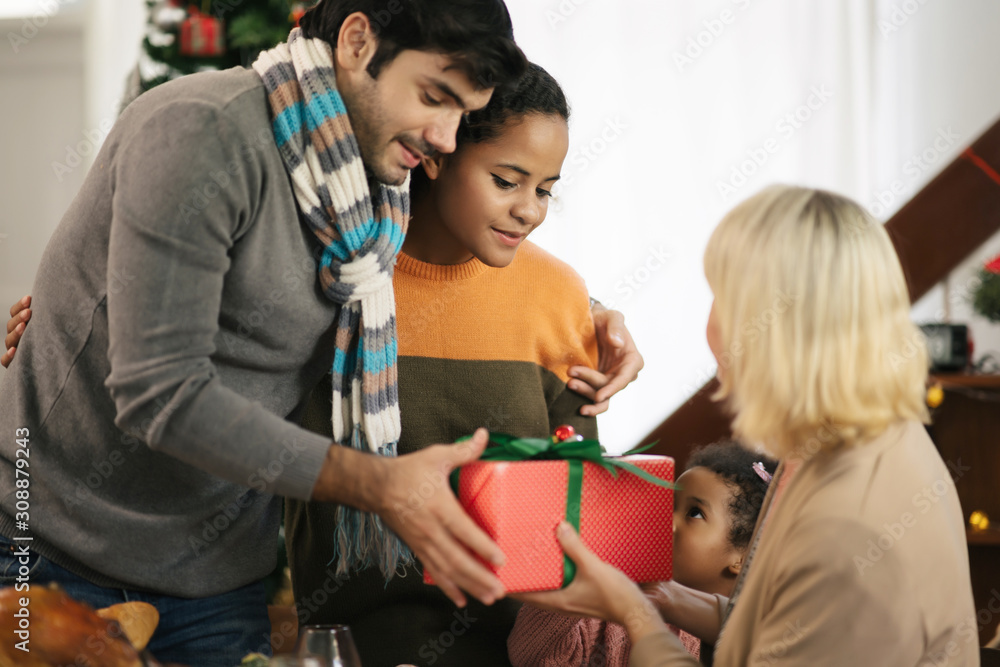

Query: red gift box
425;453;674;593
180;9;225;57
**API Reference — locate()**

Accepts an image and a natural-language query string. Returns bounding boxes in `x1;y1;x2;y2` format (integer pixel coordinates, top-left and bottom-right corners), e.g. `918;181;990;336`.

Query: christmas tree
129;0;315;104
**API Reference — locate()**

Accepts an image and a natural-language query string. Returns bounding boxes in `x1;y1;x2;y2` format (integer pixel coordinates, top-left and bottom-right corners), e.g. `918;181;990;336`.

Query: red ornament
290;3;308;26
180;7;225;57
986;254;1000;275
553;425;576;442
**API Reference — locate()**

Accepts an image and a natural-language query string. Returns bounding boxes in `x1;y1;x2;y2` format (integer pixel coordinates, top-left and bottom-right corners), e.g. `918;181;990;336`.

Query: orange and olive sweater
286;241;598;667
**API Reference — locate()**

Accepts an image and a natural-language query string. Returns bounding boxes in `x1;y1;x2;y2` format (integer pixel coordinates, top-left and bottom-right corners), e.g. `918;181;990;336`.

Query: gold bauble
970;510;990;531
926;384;944;408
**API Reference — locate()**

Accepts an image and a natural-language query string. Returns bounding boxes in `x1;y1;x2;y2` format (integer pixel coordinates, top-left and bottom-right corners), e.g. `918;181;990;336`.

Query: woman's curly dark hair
455;62;569;146
686;441;778;552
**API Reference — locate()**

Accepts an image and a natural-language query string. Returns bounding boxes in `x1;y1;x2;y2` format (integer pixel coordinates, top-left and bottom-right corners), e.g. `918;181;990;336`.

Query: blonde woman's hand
514;522;666;645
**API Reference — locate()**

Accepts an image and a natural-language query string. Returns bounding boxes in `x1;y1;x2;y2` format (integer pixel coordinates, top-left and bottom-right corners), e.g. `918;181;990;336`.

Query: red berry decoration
553;425;576;442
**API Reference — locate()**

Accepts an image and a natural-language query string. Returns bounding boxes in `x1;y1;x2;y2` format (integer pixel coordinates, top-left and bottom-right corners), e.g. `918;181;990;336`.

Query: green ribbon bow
454;433;673;587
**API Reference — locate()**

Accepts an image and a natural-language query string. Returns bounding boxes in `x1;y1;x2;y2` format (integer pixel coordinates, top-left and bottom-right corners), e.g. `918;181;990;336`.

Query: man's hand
2;295;31;368
569;304;644;416
312;429;506;609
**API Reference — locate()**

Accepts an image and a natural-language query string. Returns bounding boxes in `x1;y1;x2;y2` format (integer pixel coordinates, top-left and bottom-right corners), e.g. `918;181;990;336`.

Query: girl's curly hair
686;441;778;551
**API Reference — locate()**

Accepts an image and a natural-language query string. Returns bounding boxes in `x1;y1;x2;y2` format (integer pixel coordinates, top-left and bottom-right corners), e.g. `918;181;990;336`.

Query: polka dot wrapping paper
424;455;674;593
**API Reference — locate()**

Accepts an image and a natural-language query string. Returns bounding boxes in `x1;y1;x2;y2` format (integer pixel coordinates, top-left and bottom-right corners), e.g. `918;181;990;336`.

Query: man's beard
341;75;403;185
341;75;434;186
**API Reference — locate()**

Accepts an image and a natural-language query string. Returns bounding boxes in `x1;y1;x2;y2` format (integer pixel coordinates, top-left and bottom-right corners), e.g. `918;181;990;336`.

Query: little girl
508;441;778;666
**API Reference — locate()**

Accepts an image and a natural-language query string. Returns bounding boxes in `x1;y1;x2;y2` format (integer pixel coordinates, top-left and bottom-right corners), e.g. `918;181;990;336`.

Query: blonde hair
704;185;929;457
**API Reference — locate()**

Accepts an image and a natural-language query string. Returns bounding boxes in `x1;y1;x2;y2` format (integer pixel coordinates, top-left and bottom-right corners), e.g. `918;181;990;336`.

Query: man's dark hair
456;62;569;146
686;440;778;552
299;0;527;89
409;62;568;196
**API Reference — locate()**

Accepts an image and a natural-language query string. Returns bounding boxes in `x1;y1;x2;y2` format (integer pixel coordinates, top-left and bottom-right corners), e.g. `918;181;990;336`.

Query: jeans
0;533;273;666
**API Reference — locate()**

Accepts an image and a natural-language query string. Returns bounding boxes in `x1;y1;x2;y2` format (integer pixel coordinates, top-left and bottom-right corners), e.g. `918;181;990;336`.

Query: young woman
284;63;611;667
517;185;976;666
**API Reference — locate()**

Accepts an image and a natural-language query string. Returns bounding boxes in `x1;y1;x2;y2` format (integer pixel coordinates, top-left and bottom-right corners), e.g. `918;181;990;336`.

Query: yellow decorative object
926;383;944;408
970;510;990;531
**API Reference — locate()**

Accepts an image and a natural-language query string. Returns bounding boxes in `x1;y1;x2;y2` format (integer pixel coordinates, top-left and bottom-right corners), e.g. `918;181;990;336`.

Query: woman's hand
570;304;644;417
514;522;667;645
2;295;31;368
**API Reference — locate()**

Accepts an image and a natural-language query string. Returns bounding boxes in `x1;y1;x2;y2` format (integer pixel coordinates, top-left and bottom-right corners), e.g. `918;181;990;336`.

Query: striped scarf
253;28;412;578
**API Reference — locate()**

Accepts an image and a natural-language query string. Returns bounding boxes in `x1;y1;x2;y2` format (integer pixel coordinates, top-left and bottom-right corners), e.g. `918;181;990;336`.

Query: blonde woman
519;185;977;666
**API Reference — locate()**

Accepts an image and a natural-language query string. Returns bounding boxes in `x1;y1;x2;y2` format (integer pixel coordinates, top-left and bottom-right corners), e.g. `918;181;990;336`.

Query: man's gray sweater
0;68;343;597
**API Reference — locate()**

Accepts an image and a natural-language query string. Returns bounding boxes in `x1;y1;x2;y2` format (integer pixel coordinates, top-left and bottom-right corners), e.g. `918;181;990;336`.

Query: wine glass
295;624;363;667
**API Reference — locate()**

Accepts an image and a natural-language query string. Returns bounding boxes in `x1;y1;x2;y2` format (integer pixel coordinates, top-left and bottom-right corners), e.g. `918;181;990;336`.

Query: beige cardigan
630;421;978;666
